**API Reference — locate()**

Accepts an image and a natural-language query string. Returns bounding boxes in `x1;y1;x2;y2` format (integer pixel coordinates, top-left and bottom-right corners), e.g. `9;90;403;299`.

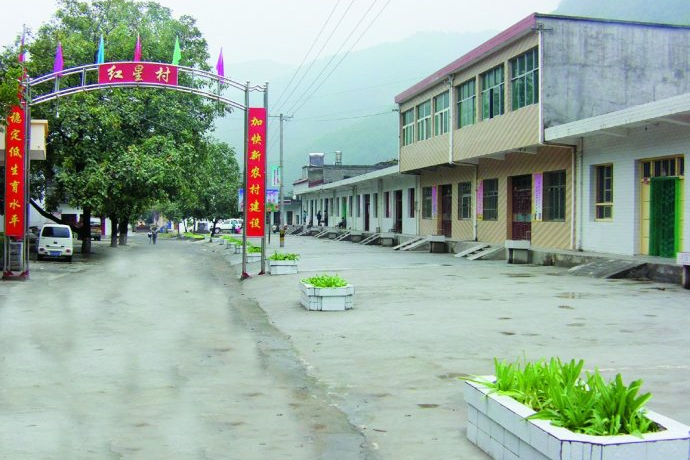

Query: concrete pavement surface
1;232;689;459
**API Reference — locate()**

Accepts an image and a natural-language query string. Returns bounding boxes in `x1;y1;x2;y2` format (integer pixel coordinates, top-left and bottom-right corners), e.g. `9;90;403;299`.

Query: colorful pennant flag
96;35;105;64
171;36;181;65
53;42;64;76
216;48;224;77
133;34;142;61
18;31;25;63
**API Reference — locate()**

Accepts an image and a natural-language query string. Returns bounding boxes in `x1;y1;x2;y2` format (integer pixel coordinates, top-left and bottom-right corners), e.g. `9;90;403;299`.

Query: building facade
396;14;690;253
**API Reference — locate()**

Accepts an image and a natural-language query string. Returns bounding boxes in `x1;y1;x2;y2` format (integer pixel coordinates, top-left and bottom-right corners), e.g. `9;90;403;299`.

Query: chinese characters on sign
98;62;179;86
4;106;25;238
246;108;267;237
476;180;484;221
533;172;543;222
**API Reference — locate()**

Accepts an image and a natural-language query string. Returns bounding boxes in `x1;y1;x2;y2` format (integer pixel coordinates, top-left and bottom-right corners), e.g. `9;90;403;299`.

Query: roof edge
394;13;537;104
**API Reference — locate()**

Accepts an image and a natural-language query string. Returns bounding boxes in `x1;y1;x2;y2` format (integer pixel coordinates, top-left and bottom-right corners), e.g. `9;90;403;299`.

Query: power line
295;110;395;122
273;0;356;114
287;0;393;116
282;0;380;115
272;0;344;110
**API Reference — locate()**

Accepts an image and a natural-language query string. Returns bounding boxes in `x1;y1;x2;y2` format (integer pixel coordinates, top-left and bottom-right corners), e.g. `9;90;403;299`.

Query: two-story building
396;14;690;256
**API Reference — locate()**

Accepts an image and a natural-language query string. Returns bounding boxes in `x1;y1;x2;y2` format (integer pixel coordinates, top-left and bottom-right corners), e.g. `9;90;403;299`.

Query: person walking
151;226;158;244
316;211;322;226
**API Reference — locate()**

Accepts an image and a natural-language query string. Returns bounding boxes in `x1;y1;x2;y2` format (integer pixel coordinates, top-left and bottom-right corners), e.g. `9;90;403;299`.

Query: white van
37;224;74;262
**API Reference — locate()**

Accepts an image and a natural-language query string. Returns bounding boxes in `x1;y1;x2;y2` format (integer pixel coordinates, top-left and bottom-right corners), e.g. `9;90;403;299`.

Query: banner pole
241;82;250;280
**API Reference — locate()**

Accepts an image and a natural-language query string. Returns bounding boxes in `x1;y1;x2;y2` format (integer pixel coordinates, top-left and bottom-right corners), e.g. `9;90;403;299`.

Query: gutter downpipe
577;138;584;251
473;164;478;241
447;75;455;165
570;144;577;250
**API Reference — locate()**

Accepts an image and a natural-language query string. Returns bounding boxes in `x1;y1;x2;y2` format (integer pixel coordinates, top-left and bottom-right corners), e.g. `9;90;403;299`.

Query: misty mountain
215;0;690;189
213;31;495;187
555;0;690;25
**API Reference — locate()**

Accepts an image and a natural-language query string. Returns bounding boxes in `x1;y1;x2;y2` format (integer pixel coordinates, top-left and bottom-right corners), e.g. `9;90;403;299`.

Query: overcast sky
2;0;561;66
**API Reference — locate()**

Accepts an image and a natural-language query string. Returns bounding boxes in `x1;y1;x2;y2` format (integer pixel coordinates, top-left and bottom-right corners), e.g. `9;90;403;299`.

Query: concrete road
2;232;690;460
234;234;690;460
0;234;368;460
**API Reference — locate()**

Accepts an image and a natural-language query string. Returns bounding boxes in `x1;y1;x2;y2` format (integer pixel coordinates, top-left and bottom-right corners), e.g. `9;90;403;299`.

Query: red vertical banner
4;106;26;238
246;107;267;237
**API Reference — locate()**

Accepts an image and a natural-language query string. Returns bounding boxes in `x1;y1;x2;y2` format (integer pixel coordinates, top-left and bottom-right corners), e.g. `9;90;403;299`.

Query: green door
649;177;678;258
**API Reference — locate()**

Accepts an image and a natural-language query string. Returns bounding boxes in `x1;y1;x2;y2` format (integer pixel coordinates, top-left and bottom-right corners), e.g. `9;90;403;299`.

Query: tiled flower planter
464;378;690;460
268;259;298;275
299;281;354;311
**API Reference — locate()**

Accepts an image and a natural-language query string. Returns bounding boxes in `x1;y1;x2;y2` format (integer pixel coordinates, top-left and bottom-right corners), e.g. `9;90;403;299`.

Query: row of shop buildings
295;13;690;258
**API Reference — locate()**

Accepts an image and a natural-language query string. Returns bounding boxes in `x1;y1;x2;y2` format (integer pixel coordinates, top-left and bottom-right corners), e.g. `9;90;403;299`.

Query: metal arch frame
25;63;267;110
4;63;269;281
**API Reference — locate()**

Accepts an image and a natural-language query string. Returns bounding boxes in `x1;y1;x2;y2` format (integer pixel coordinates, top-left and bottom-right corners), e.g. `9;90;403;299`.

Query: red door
511;175;532;240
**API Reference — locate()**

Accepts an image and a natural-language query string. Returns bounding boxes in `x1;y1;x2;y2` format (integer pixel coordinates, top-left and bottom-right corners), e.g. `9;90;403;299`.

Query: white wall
580;122;690;255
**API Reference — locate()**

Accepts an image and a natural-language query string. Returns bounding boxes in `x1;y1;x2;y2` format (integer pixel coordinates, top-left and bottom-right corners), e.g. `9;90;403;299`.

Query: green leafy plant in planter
247;245;262;253
221;235;242;245
465;357;658;436
301;274;348;287
268;251;300;261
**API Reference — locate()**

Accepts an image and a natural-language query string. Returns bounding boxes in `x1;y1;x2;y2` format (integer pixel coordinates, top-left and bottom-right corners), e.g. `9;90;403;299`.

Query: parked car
37;223;74;262
214;218;243;234
90;217;102;241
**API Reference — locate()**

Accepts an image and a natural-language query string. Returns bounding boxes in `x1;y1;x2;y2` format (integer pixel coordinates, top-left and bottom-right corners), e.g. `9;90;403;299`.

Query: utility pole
274;113;292;247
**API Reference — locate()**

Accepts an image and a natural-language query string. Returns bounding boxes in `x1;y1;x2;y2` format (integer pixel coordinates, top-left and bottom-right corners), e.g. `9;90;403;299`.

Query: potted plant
267;251;300;275
299;274;354;311
463;357;690;460
245;244;262;262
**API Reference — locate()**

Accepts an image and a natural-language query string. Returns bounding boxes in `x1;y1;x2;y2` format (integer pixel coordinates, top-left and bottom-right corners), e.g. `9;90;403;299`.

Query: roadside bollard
279;227;285;248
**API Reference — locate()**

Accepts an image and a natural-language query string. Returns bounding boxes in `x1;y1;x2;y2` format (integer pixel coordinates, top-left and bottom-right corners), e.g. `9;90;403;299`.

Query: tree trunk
118;219;129;246
110;217;119;248
81;208;93;255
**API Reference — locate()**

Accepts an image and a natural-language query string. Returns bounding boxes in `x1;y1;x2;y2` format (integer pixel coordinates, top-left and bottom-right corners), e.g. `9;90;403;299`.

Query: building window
543;170;565;221
422;187;432;219
384;191;391;218
402;109;414;146
641;156;685;179
595;165;613;220
408;188;415;218
373;193;378;218
483;179;498;220
457;79;476;128
348;196;353;217
511;48;539;110
458;182;472;220
433;91;449;136
416;100;431;141
481;65;504;120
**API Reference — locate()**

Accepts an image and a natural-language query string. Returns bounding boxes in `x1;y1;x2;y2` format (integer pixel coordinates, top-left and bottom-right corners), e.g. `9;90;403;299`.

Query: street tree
3;0;232;252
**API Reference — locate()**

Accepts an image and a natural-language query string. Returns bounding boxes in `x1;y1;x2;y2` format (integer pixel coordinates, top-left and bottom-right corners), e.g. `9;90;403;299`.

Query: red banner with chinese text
246;108;267;237
98;62;179;86
4;106;26;237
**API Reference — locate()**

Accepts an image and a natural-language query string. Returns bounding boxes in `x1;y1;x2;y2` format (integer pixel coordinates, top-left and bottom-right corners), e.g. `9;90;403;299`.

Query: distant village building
394;13;690;256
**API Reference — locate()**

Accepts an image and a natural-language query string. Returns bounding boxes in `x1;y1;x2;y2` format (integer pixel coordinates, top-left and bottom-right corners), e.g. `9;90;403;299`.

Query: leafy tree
11;0;232;252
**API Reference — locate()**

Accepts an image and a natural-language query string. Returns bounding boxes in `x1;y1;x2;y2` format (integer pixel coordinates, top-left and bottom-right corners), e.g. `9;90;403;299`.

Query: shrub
465;357;657;436
301;274;348;288
247;245;262;253
268;251;300;261
182;232;205;240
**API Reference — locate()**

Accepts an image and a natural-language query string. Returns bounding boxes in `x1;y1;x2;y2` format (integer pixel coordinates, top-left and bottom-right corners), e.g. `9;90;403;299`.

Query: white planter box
299;281;354;311
464;378;690;460
268;259;298;275
246;252;261;263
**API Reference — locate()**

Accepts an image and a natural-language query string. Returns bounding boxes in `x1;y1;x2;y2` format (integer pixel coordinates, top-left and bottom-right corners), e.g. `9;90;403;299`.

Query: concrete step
393;237;429;251
360;233;380;245
454;243;489;258
466;246;503;261
568;259;647;279
334;231;352;242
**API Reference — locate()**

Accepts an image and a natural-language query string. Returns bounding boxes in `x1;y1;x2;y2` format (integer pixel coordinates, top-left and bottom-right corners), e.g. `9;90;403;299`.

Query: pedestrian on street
151;226;158;244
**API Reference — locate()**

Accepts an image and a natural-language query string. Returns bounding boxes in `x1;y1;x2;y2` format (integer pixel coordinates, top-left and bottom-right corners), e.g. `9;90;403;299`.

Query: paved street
1;232;689;459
